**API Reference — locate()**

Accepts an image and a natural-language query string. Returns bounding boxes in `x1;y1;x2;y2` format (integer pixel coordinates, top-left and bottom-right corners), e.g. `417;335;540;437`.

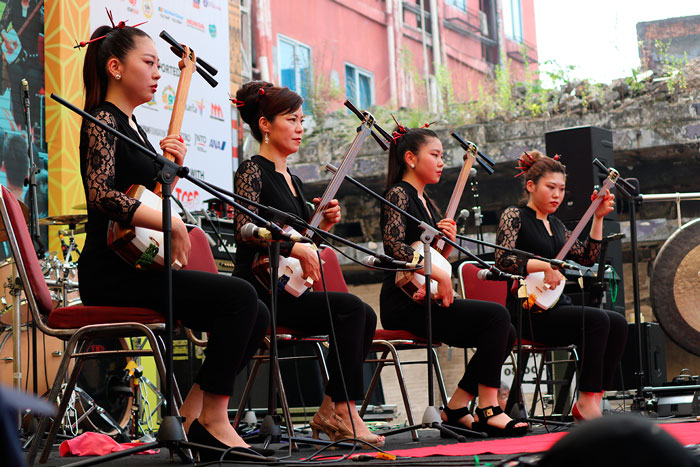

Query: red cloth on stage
59;432;159;457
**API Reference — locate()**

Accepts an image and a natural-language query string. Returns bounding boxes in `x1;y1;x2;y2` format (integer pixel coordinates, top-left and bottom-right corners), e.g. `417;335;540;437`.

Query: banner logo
142;0;153;18
210;103;224;121
158;7;184;24
186;18;205;32
208;24;217;38
193;0;201;8
194;98;205;116
195;134;207;152
162;85;175;110
209;139;226;151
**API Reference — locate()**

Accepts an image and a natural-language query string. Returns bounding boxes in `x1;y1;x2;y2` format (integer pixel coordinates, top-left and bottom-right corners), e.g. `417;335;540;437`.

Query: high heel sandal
309;413;340;442
187;418;273;462
441;405;475;430
472;406;528;438
332;413;385;449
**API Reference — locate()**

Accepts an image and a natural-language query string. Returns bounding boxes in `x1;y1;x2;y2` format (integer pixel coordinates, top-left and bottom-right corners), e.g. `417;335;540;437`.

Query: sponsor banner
89;0;232;211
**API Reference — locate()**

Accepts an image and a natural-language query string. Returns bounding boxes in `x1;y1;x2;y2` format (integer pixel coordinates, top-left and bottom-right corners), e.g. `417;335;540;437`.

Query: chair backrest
458;261;507;306
0;186;54;319
183;226;219;274
313;247;349;293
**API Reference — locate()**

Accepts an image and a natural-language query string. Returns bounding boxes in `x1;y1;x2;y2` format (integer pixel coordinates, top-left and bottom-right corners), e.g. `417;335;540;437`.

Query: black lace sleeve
84;110;140;223
234;160;294;257
382;186;418;262
560;220;602;266
495;207;527;275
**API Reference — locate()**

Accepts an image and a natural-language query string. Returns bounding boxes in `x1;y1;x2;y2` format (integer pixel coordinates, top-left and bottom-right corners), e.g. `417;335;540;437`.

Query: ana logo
142;0;153;18
209;139;226;151
208;24;216;38
193;0;201;8
194;98;205;115
210;103;224;121
162;85;175;110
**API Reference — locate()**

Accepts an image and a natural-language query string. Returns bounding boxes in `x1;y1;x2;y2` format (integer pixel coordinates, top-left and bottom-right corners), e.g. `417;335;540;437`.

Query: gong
651;218;700;356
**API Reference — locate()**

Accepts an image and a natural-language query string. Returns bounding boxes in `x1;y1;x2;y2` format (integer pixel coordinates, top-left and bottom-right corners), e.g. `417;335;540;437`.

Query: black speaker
544;126;616;222
611;322;667;390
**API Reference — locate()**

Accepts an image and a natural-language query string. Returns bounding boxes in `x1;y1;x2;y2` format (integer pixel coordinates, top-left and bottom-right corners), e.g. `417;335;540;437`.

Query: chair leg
39;356;86;464
359;350;387;418
232;351;264;429
387;344;419;442
312;342;329;385
26;334;81;466
530;351;548;418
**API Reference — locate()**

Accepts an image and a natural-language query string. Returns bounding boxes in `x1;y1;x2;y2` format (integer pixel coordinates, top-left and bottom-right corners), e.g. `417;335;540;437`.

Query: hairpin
390;114;408;143
257;82;272;96
514;151;535;178
73;8;147;49
420;121;437;129
553;154;561;161
229;95;245;107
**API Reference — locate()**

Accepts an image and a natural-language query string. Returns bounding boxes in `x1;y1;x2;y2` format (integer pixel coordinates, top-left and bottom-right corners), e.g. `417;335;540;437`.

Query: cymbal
72;203;88;211
0;199;29;243
39;214;88;226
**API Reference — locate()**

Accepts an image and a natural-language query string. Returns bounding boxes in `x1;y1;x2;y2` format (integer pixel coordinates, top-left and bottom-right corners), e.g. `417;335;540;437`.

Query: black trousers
79;267;270;396
242;273;377;402
380;280;516;396
516;302;628;393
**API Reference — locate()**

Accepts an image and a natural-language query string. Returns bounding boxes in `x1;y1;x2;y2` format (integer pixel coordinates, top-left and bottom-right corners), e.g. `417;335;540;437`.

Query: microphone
549;259;581;271
361;254;416;269
456;209;470;233
21;79;30;125
240;223;311;243
606;232;625;241
476;268;520;281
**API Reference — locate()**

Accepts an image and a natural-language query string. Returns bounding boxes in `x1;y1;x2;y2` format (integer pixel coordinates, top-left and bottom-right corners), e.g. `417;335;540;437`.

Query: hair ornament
390;114;408;143
420;121;437;129
73;8;147;49
257;82;272;96
229;94;245;107
514;151;536;178
553;154;561;161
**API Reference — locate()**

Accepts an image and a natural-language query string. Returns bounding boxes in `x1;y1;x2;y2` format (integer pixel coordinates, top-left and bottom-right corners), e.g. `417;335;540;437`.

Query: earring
409;164;415;169
264;133;269;144
115;73;121;80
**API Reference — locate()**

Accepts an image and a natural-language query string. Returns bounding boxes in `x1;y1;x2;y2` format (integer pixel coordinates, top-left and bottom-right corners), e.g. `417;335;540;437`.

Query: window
345;63;374;109
278;35;311;113
502;0;523;42
446;0;466;11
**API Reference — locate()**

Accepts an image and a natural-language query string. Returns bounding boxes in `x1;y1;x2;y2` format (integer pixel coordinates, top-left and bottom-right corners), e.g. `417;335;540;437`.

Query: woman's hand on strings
316;198;341;231
160;134;187;165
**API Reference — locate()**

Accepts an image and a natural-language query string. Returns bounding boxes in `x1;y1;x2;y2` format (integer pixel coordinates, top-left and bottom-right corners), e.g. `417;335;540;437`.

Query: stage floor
35;416;700;466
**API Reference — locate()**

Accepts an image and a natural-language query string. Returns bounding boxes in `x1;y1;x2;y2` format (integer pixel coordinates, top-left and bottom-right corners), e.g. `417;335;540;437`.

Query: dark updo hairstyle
235;81;303;142
82;25;150;112
386;127;439;188
518;150;567;203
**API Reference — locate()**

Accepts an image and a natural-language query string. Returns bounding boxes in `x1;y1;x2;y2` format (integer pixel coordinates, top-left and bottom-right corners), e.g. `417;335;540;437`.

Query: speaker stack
545;126;625;315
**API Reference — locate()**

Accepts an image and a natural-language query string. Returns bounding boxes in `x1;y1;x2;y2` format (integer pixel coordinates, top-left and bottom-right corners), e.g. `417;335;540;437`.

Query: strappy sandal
472;406;528;438
441;405;474;430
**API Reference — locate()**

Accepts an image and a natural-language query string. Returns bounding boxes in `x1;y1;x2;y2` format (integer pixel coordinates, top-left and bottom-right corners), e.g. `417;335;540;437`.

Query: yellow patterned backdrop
44;0;88;253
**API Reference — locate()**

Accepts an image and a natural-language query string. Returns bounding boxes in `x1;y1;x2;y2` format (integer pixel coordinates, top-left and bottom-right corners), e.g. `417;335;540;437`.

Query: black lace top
233;155;312;280
78;101;160;277
380;181;441;283
495;206;602;277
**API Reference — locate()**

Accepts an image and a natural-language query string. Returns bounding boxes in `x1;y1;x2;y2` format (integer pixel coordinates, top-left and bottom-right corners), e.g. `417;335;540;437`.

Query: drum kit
1;203;160;440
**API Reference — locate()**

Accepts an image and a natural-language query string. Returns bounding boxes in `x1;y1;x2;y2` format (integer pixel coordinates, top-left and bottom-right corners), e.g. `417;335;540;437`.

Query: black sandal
441;405;474;430
472;406;528;438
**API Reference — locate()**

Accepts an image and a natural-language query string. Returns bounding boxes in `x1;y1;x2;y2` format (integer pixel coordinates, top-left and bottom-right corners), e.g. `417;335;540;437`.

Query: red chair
458;261;579;420
0;186;178;466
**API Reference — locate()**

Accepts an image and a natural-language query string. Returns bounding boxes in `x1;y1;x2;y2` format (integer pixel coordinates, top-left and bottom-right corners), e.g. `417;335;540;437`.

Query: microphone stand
49;94;285;465
469;169;484;255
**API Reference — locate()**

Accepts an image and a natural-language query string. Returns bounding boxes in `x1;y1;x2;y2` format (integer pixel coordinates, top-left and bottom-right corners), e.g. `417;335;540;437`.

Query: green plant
303;53;343;128
654;39;688;93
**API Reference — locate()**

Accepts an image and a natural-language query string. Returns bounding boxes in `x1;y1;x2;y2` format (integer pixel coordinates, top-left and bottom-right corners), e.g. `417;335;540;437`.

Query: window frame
344;61;375;109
